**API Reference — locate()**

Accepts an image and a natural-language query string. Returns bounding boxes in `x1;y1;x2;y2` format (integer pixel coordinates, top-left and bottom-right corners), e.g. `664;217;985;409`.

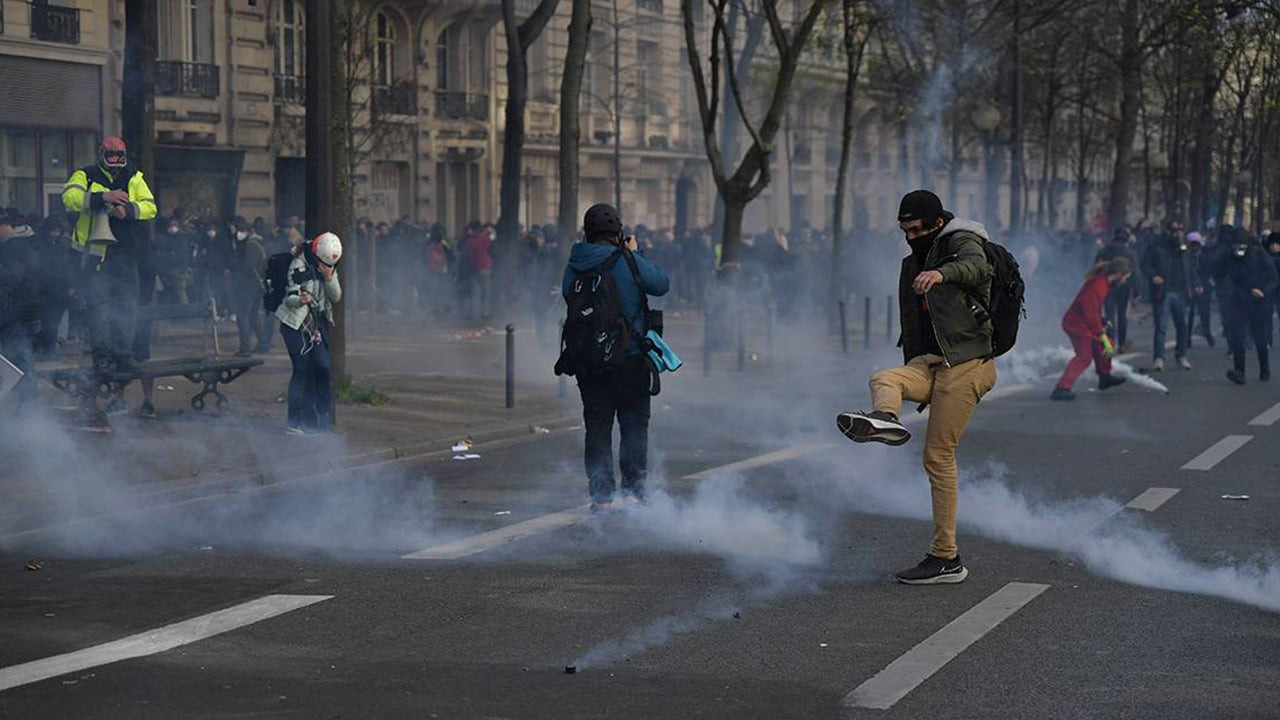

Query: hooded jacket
562;242;669;354
1141;234;1193;298
1214;243;1279;306
1063;273;1110;338
897;217;993;367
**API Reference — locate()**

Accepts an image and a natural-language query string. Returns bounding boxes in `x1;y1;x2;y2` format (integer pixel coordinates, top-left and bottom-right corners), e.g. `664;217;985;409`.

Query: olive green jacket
897;218;994;367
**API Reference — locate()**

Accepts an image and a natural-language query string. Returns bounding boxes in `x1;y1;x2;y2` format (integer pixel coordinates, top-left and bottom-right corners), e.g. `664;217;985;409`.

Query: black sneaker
1226;369;1246;385
138;401;157;419
1260;370;1270;382
836;411;911;446
1050;387;1076;401
895;554;968;585
1098;374;1126;391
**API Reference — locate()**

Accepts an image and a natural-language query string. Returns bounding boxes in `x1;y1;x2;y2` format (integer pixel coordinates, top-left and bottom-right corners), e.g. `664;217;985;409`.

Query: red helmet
99;137;127;168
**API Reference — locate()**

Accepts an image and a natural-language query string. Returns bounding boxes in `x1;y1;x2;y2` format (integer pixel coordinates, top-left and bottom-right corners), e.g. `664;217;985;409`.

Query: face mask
167;226;179;234
206;230;217;239
1233;245;1247;258
236;231;248;241
1178;243;1187;251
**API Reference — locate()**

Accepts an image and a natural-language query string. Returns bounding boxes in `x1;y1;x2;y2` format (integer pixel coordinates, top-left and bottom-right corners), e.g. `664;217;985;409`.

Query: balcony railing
30;2;80;44
435;91;488;121
373;82;418;116
274;74;305;105
156;61;221;98
638;0;663;11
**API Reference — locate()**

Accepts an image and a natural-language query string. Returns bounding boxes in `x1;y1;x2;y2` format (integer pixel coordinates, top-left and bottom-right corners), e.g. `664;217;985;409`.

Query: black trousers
1227;298;1271;376
1188;290;1214;341
1104;288;1131;346
577;357;652;502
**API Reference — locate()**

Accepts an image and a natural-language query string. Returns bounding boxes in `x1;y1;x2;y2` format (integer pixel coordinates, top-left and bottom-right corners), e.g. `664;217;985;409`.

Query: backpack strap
621;250;652;336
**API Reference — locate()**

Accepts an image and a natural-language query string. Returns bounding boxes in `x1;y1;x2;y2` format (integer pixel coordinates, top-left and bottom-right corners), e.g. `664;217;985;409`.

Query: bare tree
681;0;834;275
497;0;562;294
557;0;592;262
830;0;872;304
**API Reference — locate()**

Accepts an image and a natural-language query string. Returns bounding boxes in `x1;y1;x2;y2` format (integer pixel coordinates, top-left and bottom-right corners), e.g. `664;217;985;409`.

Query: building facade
1;0;1120;242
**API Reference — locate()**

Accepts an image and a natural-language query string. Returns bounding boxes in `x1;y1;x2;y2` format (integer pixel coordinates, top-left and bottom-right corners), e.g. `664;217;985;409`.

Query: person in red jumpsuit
1052;257;1133;401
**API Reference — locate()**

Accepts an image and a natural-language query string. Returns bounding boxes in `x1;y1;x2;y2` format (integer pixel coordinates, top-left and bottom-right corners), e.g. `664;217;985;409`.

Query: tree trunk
1008;0;1023;235
304;0;349;400
612;0;622;212
557;0;592;263
1188;63;1216;229
831;0;864;311
1107;0;1141;229
122;0;156;183
497;0;528;309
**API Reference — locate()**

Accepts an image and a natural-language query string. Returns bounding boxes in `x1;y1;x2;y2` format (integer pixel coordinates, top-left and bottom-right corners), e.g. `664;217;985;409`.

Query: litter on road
1220;495;1250;501
452;454;481;461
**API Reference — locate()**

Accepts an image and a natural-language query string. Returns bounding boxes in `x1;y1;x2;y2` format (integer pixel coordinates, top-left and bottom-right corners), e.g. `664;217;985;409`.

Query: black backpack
555;250;636;376
981;241;1026;357
262;252;294;312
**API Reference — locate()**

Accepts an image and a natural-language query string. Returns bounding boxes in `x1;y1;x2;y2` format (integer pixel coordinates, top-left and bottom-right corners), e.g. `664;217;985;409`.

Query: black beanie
897;190;945;223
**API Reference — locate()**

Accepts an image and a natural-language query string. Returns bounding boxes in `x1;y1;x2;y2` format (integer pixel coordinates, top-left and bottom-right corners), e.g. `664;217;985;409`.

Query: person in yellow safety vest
62;136;157;376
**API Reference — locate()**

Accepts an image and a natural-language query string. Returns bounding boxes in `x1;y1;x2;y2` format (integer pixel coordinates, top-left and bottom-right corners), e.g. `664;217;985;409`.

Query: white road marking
1124;487;1180;512
1248;401;1280;427
1181;435;1252;471
0;594;331;692
842;582;1049;710
680;443;833;480
402;506;589;560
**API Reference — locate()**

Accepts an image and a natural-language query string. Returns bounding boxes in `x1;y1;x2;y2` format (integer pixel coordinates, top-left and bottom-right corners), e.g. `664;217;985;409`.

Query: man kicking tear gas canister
836;190;998;585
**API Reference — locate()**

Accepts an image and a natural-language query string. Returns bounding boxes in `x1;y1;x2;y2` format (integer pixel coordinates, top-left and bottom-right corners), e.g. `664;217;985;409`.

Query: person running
836;190;997;585
1051;257;1132;401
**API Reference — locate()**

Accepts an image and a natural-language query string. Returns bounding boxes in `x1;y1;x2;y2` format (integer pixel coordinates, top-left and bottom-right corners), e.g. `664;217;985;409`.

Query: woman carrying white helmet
275;231;343;434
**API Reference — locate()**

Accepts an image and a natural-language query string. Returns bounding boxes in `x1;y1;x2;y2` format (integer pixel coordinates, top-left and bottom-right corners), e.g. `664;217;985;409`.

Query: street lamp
972;104;1002;229
972;104;1001;133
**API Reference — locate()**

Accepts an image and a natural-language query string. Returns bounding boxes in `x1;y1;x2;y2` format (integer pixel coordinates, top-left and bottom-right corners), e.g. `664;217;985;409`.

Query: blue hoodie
562;242;670;354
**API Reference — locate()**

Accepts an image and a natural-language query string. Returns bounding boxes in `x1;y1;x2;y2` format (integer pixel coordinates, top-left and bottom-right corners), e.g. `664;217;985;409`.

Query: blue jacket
562;242;669;354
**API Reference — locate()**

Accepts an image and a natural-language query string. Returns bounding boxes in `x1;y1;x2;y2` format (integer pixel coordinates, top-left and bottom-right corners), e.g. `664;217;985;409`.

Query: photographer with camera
275;232;343;435
556;204;669;512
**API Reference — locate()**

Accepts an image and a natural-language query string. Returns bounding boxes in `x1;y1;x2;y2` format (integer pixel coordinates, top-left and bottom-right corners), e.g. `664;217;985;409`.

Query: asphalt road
2;339;1278;719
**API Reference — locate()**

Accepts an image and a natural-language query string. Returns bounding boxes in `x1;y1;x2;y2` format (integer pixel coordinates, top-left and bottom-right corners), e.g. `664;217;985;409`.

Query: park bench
39;300;262;423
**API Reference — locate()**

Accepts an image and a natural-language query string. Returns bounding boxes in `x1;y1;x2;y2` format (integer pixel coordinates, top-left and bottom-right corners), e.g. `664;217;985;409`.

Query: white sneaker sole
896;566;968;585
836;413;911;446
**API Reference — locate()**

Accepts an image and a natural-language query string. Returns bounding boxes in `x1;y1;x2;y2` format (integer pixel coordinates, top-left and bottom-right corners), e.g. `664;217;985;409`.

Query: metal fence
156;61;221;99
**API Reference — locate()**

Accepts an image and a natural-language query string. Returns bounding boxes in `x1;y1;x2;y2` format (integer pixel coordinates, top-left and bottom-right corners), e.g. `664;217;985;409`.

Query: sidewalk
2;309;890;531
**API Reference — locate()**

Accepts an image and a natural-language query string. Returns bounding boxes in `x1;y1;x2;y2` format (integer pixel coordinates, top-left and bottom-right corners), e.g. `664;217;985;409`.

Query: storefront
0;55;103;218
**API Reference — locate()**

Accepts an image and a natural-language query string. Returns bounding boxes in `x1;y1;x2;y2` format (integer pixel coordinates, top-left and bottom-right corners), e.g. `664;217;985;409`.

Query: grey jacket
275;252;342;330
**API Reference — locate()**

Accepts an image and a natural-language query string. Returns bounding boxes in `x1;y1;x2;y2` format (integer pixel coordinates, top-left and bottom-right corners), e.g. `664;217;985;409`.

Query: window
159;0;213;63
436;27;449;90
275;0;305;78
374;10;396;87
637;41;660;114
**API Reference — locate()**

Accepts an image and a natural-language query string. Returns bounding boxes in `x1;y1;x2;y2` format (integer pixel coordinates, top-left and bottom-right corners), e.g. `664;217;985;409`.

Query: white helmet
311;231;343;266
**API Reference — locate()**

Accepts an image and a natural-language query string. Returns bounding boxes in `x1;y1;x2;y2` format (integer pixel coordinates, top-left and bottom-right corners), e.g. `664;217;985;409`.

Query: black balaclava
898;190;948;257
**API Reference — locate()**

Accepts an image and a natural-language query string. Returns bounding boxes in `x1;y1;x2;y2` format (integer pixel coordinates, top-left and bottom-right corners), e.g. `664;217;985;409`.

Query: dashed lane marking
1248;401;1280;427
1181;435;1253;471
0;594;332;692
1124;487;1180;512
842;582;1050;710
680;443;833;480
403;505;589;560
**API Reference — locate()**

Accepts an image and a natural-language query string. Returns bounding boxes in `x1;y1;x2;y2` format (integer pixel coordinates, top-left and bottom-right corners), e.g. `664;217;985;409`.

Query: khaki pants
869;354;997;559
